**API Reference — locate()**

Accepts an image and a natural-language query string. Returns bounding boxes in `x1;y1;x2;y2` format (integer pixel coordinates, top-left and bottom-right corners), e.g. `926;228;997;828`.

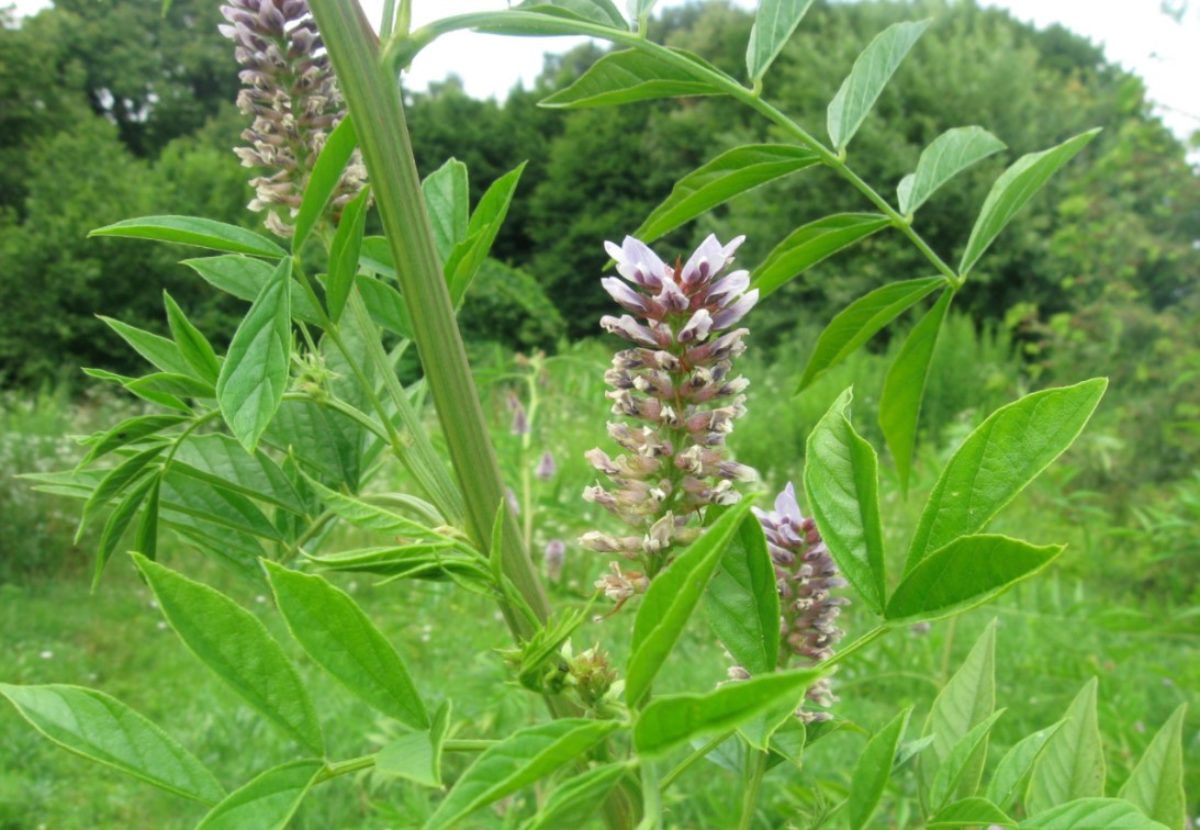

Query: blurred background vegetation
0;0;1197;826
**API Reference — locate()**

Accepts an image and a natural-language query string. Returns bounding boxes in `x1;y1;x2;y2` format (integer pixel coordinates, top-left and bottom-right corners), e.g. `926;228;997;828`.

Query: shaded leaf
1027;679;1106;814
99;316;193;376
196;759;324;830
827;20;930;150
924;621;996;801
184;255;323;326
1022;799;1170;830
897;126;1006;215
879;290;951;492
1118;704;1187;830
91;215;285;258
928;710;1007;810
377;701;452;789
517;0;627;28
78;443;165;539
704;513;779;675
133;554;324;754
325;187;371;322
987;721;1065;812
848;707;912;830
626;498;756;707
78;414;186;470
162;291;221;383
803;388;886;614
444;164;525;306
633;667;823;758
293;114;357;251
526;762;629;830
216;257;293;452
425;719;620;830
93;473;157;588
797;276;943;391
0;684;223;804
929;797;1015;828
753;213;890;297
422;158;470;263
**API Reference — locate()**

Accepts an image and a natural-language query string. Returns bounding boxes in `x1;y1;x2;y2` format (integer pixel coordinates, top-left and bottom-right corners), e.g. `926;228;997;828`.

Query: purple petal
711;289;758;329
678;309;713;343
707;269;750;306
601;277;648;314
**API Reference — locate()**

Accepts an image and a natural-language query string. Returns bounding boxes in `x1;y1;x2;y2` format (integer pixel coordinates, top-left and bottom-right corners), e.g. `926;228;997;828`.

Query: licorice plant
3;1;1188;829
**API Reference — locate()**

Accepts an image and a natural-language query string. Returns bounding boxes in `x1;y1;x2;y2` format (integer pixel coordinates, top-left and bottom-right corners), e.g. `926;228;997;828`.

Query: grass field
1;326;1197;828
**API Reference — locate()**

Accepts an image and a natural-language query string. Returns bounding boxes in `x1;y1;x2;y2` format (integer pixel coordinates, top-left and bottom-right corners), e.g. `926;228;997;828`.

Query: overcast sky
11;0;1199;143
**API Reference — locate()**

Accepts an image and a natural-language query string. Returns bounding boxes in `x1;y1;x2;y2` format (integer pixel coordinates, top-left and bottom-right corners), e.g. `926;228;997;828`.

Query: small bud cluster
752;483;849;721
582;234;759;591
219;0;367;236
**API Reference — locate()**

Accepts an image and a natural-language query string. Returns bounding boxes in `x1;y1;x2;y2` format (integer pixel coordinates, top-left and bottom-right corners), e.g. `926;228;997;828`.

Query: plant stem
308;0;549;640
660;729;733;790
443;738;496;752
736;750;768;830
639;759;662;830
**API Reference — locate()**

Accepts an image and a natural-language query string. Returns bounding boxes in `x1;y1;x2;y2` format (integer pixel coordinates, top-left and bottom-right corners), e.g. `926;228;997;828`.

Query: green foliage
848;706;912;829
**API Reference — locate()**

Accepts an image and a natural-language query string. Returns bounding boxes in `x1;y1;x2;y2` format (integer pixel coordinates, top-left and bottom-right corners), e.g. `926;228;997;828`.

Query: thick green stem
736;750;768;830
308;0;550;639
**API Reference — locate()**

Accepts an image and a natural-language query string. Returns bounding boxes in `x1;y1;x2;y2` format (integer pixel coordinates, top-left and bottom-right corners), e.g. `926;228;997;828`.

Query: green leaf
929;797;1015;828
354;273;414;338
540;48;725;108
924;621;996;802
827;20;930;150
302;476;443;540
803;388;886;614
425;719;621;830
517;0;627;28
162;291;221;384
1022;799;1170;830
704;513;779;675
626;498;756;707
99;316;193;376
184;255;323;326
125;371;214;400
887;535;1062;622
526;762;629;830
444;163;525;306
83;367;189;412
928;710;1007;810
422;158;470;263
633;145;819;244
797;276;943;391
0;683;224;804
905;379;1107;572
78;443;166;540
216;257;293;452
293;114;357;252
132;554;324;754
632;666;824;758
133;475;161;560
78;414;188;469
959;128;1100;275
325;187;371;322
93;472;157;588
987;721;1066;812
753;213;891;297
196;759;324;830
377;701;452;788
631;0;658;17
1118;704;1187;830
848;706;913;830
91;215;285;258
170;433;308;516
1027;679;1106;814
746;0;815;81
897;126;1006;215
879;289;952;492
264;561;429;729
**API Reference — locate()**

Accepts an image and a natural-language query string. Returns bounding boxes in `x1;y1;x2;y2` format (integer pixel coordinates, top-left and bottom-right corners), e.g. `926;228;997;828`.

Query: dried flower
219;0;367;236
582;234;759;584
752;483;849;722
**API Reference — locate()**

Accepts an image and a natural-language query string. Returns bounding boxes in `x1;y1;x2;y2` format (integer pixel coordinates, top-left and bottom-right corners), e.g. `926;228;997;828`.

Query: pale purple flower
583;234;759;586
535;451;557;481
751;483;849;721
544;539;566;582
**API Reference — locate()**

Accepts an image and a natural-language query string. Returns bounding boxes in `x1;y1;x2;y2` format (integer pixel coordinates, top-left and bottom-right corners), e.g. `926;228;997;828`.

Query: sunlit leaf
1027;679;1106;814
753;213;890;297
377;701;452;788
325;187;371;322
0;684;224;804
526;762;629;830
196;759;324;830
517;0;627;28
827;20;930;150
444;163;525;306
422;158;470;264
959;128;1099;275
848;707;912;830
540;48;725;108
897;126;1005;214
797;276;943;391
923;621;996;802
293;114;357;252
1022;798;1169;830
704;514;779;675
987;721;1065;812
91;215;285;258
1117;704;1187;830
929;797;1015;828
162;291;221;384
746;0;815;81
928;710;1006;810
99;316;193;377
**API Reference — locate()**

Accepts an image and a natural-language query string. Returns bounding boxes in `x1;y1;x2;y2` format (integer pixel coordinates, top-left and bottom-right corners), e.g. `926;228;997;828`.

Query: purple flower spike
585;233;759;596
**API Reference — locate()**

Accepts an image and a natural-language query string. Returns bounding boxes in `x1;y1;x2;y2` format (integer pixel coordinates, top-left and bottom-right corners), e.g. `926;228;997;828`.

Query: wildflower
583;234;759;584
544;539;566;582
219;0;367;236
507;391;530;436
535;450;557;481
752;483;849;722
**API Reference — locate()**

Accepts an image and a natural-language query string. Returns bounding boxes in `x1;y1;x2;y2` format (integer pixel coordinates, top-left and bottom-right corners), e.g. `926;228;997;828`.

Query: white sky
10;0;1199;142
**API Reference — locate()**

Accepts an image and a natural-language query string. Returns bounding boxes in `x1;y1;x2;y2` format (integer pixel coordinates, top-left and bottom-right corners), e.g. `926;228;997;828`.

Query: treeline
2;1;1197;413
